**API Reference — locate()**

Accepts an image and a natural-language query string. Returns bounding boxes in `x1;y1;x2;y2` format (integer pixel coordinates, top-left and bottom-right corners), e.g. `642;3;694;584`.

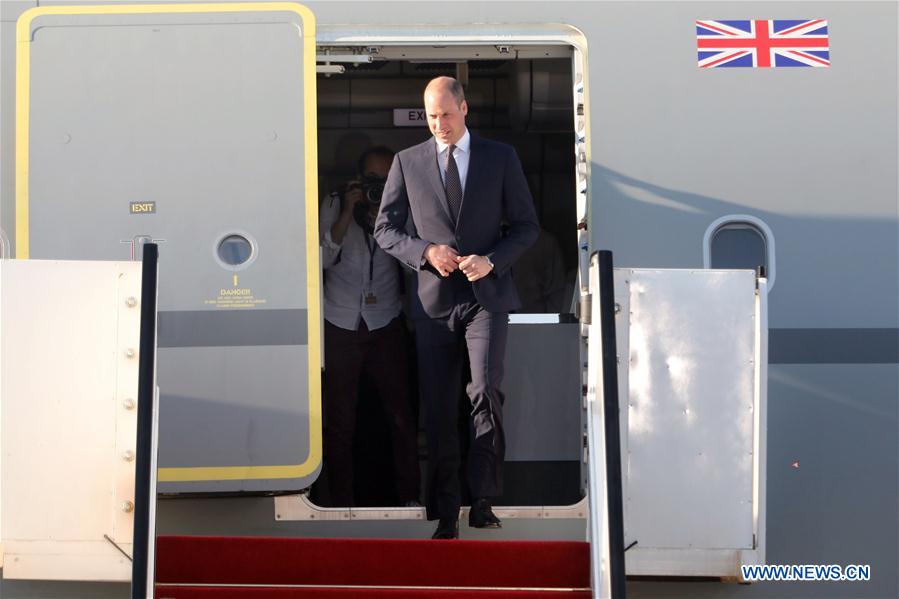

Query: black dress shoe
431;518;459;539
468;498;502;529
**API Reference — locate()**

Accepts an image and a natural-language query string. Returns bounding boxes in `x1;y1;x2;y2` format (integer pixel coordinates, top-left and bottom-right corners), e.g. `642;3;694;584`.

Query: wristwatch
483;255;495;271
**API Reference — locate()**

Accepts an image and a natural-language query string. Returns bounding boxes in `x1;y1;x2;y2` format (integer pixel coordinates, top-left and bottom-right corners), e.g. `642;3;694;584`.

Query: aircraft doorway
312;42;584;511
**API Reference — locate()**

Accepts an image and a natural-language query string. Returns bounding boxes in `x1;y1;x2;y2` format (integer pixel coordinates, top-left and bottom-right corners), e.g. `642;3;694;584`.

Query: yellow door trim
16;2;321;483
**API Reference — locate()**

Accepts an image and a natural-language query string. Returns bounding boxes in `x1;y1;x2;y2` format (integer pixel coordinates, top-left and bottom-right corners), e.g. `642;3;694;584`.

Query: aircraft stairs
1;250;767;598
153;535;591;598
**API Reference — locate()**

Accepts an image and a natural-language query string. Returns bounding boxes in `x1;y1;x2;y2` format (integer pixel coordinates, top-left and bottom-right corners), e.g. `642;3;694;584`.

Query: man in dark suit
374;76;539;539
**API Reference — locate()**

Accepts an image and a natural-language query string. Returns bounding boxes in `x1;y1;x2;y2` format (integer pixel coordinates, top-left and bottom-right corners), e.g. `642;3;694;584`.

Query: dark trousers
323;317;420;506
414;299;509;521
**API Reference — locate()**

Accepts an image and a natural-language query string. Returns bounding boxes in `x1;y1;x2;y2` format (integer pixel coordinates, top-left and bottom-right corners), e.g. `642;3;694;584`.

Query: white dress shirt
320;191;401;331
435;128;471;192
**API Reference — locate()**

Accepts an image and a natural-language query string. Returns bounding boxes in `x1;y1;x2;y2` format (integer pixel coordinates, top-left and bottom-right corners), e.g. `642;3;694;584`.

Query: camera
340;175;387;235
340;175;386;207
359;175;386;206
337;177;387;207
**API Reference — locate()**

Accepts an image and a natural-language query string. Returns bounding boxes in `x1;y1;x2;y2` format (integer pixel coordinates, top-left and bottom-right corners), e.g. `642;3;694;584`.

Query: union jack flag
696;19;830;68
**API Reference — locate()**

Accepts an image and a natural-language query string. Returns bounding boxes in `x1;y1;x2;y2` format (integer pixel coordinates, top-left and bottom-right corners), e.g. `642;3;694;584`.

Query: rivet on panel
122;501;134;513
125;349;136;359
122;450;135;462
125;297;138;308
123;398;136;410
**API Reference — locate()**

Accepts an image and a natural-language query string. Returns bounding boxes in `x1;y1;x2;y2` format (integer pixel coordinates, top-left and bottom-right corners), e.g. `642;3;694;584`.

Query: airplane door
16;3;321;492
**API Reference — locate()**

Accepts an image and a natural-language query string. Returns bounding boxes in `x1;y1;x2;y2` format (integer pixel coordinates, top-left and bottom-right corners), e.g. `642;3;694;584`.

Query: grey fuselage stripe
156;314;899;364
769;328;899;364
158;309;308;348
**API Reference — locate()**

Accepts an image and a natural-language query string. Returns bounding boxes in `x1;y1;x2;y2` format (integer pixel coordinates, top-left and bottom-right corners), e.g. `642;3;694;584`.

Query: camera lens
365;180;385;205
359;175;386;205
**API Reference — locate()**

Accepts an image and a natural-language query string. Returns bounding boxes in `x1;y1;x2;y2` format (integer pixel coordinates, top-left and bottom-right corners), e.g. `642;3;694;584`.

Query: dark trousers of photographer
323;316;420;506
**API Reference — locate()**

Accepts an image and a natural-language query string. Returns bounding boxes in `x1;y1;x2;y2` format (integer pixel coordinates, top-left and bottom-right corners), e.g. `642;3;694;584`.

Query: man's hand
341;182;364;214
329;181;365;245
457;255;493;282
425;244;460;277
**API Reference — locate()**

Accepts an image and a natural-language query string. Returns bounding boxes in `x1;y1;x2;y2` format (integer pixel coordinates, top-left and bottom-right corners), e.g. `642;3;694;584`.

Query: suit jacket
374;134;539;319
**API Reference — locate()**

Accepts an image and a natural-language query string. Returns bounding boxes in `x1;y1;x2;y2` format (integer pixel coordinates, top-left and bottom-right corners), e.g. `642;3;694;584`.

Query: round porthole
214;233;257;270
702;215;776;290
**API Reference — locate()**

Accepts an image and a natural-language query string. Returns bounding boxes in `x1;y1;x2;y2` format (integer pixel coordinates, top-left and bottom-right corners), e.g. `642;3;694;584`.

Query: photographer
319;146;420;507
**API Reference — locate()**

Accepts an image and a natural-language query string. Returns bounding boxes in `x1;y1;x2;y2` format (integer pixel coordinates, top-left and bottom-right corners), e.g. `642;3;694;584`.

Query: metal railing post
597;250;626;598
132;243;159;599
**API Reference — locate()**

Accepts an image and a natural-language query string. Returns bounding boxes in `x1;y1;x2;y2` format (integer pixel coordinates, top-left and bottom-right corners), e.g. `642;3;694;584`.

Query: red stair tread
156;586;592;599
156;536;590;589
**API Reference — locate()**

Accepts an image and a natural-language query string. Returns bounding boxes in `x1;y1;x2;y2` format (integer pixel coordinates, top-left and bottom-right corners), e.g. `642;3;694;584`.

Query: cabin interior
311;44;584;509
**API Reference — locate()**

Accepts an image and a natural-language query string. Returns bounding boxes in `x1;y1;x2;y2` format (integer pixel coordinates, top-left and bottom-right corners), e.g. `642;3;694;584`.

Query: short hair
425;76;466;107
357;145;394;175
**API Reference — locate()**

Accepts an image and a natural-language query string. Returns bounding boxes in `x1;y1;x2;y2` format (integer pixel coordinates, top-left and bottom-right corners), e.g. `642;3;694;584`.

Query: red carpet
155;536;591;598
155;588;589;598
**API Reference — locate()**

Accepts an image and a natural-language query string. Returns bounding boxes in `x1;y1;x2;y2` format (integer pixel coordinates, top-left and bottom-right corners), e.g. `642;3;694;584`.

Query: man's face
362;154;392;180
424;89;468;146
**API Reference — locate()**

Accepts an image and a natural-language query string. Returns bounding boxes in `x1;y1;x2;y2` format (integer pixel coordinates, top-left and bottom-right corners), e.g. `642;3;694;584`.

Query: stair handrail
131;243;160;599
586;250;627;598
